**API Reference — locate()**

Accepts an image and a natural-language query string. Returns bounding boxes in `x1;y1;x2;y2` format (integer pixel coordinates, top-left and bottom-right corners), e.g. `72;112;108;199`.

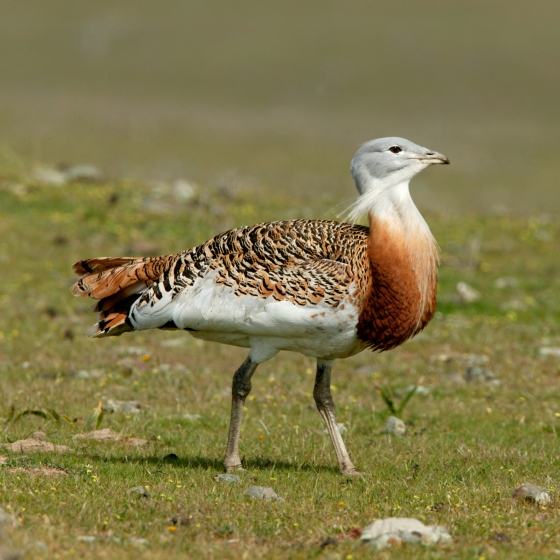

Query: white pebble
539;347;560;358
244;486;284;502
384;416;406;436
456;282;481;303
513;482;551;505
361;517;452;549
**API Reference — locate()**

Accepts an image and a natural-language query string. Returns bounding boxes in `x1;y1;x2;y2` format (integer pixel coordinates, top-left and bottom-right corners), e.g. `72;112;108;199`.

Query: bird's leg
313;359;360;476
224;355;259;472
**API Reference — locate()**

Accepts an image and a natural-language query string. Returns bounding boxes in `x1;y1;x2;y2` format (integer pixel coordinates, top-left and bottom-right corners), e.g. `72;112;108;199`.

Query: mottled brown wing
135;220;368;310
72;219;369;336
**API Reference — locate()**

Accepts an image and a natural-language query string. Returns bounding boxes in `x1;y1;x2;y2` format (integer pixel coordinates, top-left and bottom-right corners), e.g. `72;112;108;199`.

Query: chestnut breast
356;220;437;351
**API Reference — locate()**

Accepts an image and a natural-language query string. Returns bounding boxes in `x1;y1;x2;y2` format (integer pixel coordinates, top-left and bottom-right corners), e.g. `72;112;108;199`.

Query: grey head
351;137;449;195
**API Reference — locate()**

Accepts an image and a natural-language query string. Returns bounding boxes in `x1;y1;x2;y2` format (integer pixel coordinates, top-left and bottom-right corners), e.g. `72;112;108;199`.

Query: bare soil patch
3;432;71;454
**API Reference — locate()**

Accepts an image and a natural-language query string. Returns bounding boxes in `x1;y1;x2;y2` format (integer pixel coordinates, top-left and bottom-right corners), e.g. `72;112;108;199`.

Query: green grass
1;172;560;559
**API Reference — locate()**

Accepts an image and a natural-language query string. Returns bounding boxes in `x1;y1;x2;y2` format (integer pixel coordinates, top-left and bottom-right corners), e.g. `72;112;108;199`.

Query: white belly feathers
129;270;364;361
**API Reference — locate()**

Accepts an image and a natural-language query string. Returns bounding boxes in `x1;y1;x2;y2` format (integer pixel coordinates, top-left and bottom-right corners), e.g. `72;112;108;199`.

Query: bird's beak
410;151;450;165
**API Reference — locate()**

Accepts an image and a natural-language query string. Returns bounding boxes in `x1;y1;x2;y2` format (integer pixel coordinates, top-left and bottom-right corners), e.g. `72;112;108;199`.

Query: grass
1;170;560;559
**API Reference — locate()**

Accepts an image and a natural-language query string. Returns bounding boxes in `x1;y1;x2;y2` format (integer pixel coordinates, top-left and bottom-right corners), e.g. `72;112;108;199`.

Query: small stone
216;474;241;484
72;369;104;379
432;353;452;363
167;513;191;526
244;486;284;502
0;507;21;528
464;366;500;385
60;164;103;182
456;281;481;303
103;399;143;414
406;384;431;396
539;347;560;358
512;483;552;505
128;537;149;546
384;416;406;436
77;536;96;543
31;167;67;186
172;179;196;202
361;517;451;550
129;486;150;498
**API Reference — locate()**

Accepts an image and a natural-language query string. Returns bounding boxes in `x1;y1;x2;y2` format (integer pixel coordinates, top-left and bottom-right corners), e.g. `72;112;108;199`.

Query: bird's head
350;137;449;196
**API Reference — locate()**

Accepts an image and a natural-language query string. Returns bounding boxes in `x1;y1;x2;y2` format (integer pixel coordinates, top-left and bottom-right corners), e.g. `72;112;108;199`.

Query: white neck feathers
345;177;439;329
344;177;427;232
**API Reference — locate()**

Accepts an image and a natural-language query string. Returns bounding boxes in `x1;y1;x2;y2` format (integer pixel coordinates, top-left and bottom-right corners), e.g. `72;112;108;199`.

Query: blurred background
1;0;559;214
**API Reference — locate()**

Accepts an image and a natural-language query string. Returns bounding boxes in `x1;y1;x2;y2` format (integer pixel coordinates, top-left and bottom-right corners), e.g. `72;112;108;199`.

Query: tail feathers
71;257;162;300
72;255;171;298
88;312;132;338
88;292;144;337
73;257;140;276
71;255;172;338
92;281;147;312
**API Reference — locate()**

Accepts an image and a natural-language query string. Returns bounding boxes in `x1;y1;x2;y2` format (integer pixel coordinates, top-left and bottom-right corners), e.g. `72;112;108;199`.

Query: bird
71;137;449;476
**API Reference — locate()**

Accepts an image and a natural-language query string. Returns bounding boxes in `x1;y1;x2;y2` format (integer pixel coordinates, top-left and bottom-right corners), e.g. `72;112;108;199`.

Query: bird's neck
356;180;439;350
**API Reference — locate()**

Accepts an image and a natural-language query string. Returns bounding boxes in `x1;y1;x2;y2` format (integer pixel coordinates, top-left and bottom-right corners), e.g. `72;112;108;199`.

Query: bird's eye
389;146;402;154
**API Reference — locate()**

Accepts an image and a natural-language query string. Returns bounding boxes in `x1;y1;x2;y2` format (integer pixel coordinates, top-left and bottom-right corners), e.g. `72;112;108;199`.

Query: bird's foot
340;466;364;477
224;459;245;473
225;465;245;473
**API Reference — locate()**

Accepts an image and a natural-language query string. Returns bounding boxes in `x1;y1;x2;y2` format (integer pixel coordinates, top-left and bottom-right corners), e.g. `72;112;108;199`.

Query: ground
1;168;560;559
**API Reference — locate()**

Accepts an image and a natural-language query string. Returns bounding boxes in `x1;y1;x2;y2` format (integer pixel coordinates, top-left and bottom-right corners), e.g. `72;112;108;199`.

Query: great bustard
71;137;449;475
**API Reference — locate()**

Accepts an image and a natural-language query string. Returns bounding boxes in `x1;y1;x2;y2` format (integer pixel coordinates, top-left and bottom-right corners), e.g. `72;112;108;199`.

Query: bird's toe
225;464;246;473
340;467;364;477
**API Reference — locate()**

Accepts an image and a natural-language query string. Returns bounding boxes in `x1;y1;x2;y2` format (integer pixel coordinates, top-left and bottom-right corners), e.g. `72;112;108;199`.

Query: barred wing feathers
71;220;370;339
